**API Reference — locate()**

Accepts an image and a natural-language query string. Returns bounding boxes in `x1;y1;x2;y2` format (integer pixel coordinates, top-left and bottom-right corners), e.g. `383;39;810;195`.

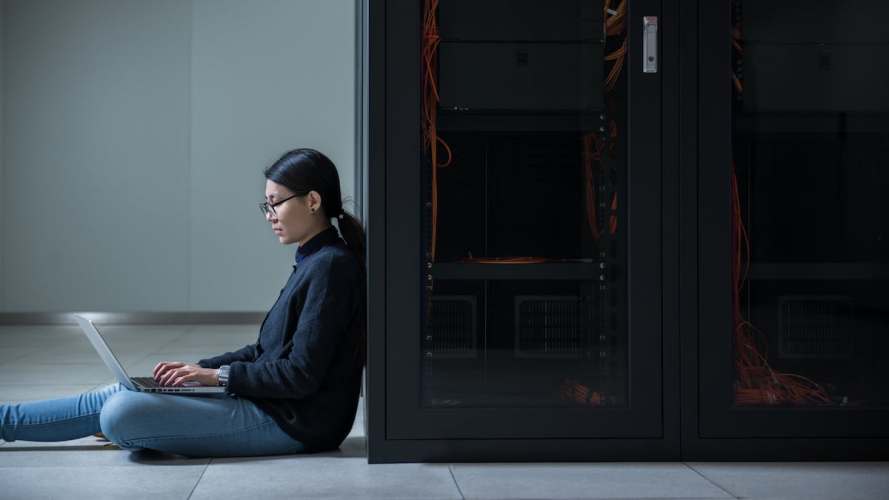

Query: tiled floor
1;324;887;499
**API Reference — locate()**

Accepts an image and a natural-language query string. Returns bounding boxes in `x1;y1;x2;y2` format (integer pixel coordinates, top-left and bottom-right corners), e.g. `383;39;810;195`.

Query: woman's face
264;180;324;245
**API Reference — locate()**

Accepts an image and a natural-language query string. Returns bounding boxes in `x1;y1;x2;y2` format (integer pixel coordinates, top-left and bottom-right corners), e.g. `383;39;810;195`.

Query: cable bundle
559;377;606;407
422;0;453;263
727;1;831;406
581;0;625;242
604;0;628;92
731;162;832;406
582;121;619;240
731;11;743;94
559;2;628;406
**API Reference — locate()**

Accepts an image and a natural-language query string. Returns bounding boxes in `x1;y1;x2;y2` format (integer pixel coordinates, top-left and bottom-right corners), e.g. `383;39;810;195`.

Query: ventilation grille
778;295;854;359
426;295;477;358
515;295;591;358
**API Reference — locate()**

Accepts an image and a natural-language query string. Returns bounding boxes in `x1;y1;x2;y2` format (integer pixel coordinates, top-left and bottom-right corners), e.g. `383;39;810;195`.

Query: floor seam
683;462;741;499
448;464;466;499
186;457;212;500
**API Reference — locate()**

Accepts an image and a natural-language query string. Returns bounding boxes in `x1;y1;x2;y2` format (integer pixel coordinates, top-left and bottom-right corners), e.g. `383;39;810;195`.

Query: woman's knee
98;390;147;448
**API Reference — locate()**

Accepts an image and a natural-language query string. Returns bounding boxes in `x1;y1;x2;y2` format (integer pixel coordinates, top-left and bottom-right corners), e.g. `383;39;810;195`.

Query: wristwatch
217;365;230;387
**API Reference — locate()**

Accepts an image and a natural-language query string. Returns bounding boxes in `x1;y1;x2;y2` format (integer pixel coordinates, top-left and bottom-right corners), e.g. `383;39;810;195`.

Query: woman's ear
307;190;323;212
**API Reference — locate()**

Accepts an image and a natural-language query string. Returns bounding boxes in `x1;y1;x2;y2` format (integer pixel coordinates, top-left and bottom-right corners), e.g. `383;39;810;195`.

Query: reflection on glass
730;1;889;408
418;0;629;409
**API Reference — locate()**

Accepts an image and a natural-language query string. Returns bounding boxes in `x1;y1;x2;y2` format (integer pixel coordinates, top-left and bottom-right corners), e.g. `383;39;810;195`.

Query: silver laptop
74;314;226;394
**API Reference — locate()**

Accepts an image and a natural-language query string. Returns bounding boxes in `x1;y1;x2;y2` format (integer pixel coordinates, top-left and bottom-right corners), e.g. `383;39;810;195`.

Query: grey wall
0;0;357;313
0;1;4;310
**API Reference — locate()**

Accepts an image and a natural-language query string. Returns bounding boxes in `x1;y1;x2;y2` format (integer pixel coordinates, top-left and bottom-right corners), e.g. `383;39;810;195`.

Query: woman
0;148;367;457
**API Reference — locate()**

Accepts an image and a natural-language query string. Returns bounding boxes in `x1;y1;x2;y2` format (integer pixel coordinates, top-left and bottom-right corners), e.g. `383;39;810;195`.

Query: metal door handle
643;16;658;73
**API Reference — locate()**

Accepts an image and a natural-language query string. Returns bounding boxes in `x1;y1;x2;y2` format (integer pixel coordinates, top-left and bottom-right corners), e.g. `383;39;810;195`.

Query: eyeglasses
259;193;301;218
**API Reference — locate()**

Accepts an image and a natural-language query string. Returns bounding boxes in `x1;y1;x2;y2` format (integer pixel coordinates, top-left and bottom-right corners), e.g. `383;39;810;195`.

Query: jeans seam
118;417;281;447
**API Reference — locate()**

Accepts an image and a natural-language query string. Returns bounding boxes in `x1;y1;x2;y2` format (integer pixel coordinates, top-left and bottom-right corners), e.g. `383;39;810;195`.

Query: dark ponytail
335;209;367;371
334;211;366;278
263;148;367;371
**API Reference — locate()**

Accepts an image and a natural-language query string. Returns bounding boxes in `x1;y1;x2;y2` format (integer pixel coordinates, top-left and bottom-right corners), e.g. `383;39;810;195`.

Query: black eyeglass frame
259;193;302;217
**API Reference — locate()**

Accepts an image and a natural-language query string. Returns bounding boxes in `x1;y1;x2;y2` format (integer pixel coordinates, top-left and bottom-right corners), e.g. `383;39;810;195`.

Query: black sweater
197;225;365;452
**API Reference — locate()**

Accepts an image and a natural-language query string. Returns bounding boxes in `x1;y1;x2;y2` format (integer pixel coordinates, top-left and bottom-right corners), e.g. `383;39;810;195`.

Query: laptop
74;314;226;394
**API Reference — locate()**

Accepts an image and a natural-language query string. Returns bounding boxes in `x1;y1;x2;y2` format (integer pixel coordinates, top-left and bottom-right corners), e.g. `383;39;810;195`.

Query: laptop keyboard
132;377;162;388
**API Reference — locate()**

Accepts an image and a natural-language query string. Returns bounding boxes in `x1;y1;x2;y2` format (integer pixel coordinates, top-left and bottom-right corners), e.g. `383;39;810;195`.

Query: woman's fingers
172;372;195;386
159;366;189;386
153;362;204;386
153;361;171;378
153;361;184;380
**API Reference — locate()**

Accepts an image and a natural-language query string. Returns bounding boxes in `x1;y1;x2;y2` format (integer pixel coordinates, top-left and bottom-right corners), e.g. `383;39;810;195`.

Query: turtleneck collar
295;225;340;265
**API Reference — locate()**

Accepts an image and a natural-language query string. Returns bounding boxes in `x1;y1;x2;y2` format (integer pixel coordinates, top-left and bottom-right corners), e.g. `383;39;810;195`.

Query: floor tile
450;463;733;499
0;447;209;467
96;325;194;337
169;339;257;353
687;461;889;500
0;363;113;385
0;465;206;500
0;347;42;360
190;455;460;500
14;347;146;365
0;383;102;403
188;325;261;336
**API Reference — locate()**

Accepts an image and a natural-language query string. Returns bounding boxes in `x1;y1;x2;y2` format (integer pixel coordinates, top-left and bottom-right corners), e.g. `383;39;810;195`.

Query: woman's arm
225;254;359;399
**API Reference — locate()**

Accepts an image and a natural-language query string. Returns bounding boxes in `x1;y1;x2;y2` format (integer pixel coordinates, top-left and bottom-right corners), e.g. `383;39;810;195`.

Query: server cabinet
366;0;674;463
682;0;889;459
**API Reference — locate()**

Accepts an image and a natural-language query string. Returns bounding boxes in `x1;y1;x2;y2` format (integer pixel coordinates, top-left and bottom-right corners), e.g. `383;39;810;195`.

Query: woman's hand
152;361;219;387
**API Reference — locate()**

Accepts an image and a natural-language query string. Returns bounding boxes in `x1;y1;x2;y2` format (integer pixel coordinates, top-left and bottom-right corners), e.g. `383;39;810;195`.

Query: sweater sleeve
197;341;261;369
226;254;358;399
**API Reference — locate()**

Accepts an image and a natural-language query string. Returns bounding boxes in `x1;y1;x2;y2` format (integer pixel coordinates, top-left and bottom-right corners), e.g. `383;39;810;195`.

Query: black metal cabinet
365;0;889;463
681;0;889;459
366;0;672;463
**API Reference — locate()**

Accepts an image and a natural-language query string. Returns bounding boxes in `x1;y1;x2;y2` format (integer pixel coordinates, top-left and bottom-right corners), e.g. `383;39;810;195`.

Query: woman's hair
263;148;367;371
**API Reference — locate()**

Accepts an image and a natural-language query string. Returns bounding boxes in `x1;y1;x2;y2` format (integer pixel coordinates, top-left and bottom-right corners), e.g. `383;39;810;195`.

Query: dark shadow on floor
206;436;368;464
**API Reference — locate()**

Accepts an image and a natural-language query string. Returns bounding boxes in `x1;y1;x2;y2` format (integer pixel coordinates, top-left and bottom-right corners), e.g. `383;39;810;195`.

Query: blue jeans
0;382;307;458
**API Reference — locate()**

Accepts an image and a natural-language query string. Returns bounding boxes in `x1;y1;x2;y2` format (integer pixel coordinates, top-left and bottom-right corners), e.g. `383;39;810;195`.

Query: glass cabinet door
385;0;663;439
699;0;889;437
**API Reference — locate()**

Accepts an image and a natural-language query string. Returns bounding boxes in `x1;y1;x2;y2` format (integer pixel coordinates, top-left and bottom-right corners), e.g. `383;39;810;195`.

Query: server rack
682;0;889;459
366;0;671;463
365;0;889;463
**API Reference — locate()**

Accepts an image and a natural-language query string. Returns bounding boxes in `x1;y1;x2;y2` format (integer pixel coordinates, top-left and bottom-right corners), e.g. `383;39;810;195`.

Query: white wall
0;0;357;312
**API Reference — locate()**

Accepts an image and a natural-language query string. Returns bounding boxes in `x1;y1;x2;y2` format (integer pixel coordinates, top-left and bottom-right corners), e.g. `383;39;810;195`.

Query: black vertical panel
366;0;389;464
626;0;663;422
659;0;683;462
697;0;735;436
677;0;702;459
383;0;423;440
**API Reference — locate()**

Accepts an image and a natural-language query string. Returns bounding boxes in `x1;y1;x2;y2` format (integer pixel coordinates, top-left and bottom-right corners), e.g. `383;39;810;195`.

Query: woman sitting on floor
0;148;367;458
